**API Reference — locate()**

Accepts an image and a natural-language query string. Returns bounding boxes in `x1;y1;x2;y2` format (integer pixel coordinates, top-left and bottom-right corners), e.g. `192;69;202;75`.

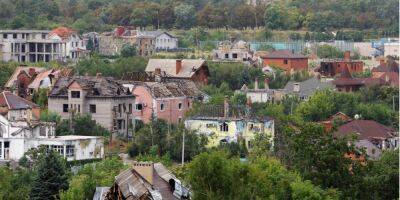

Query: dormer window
71;91;80;98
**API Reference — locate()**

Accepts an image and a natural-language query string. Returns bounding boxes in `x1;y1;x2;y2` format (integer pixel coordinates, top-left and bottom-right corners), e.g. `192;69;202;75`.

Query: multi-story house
122;73;206;124
260;49;308;74
48;27;87;62
0;115;104;161
0;30;62;62
213;39;253;62
99;26;137;56
318;51;364;77
0;27;87;63
184;98;274;149
136;30;178;56
48;75;135;135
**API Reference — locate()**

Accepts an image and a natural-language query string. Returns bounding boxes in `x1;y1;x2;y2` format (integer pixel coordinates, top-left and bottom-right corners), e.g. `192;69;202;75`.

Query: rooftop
49;76;133;98
260;50;308;59
0;91;39;110
145;59;207;78
334;120;396;140
284;77;333;97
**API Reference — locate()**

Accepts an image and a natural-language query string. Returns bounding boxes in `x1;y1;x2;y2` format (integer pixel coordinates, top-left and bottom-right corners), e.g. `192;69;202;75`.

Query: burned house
48;75;135;135
318;51;364;77
0;91;40;121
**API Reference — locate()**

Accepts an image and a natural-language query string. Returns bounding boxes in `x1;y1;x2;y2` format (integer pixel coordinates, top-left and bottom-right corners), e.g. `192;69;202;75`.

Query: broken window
225;53;229;59
63;104;68;112
66;145;74;157
135;103;143;111
178;103;182;110
52;145;64;156
71;91;80;98
232;53;237;59
160;103;164;111
220;122;229;132
90;104;96;113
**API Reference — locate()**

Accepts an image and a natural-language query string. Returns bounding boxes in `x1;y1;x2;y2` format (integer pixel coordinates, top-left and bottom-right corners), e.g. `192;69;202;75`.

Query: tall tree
30;150;68;200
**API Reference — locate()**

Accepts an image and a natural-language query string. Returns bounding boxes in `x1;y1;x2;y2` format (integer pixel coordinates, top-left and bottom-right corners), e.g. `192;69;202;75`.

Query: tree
30;150;68;200
317;45;343;59
56;114;110;136
120;44;137;57
60;157;126;200
32;88;48;107
174;3;196;29
187;151;339;200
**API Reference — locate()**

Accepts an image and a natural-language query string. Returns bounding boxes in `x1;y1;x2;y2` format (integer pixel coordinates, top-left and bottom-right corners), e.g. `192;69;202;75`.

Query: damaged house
122;70;207;124
184;97;275;149
97;162;189;200
145;59;209;86
0;114;104;161
48;75;135;135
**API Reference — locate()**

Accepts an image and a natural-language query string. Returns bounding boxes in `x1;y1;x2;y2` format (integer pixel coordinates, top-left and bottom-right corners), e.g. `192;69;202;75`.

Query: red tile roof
334;120;396;140
49;27;76;39
260;50;308;59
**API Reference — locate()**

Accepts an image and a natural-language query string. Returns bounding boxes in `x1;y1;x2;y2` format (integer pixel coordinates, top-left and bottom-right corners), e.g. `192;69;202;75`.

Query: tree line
0;0;397;36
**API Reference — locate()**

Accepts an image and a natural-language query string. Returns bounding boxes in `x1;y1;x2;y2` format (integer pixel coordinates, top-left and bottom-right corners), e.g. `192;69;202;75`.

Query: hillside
0;0;397;37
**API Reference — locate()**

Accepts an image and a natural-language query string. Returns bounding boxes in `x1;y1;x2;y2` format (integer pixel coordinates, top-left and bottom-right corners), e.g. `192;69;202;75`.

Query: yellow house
184;117;274;149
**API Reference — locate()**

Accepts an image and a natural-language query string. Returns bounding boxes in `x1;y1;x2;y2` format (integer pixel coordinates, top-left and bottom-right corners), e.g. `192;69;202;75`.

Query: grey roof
146;59;207;78
134;79;205;99
0;91;39;109
283;77;333;98
49;76;133;98
137;30;176;39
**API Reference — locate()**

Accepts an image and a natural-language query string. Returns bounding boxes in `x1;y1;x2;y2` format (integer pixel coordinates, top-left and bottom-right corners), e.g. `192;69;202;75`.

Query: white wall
155;33;178;50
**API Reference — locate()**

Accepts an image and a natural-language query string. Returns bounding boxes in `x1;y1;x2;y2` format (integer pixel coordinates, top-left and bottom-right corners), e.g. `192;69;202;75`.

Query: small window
220;122;229;132
178;103;182;110
3;34;7;39
232;53;238;59
66;145;74;157
135;103;143;111
160;103;164;111
71;91;80;98
41;34;46;39
22;34;25;39
63;104;68;112
225;53;229;59
13;34;17;39
187;102;190;108
90;104;96;113
283;59;288;64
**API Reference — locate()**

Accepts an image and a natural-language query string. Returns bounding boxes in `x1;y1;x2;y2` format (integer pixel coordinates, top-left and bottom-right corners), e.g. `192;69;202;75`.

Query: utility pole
181;129;185;166
393;96;395;111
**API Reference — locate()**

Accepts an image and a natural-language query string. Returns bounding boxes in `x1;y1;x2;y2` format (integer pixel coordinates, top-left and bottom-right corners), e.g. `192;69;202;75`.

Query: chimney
224;96;229;118
28;68;36;76
133;162;154;184
344;51;351;61
254;78;259;90
96;73;102;78
293;83;300;92
154;68;162;82
176;59;182;74
264;78;269;89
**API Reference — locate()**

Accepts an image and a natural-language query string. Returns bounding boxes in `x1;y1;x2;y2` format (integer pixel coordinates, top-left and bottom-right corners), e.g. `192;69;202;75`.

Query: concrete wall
263;58;308;73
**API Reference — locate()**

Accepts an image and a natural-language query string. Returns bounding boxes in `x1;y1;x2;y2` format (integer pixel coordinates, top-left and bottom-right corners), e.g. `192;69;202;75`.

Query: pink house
129;80;206;124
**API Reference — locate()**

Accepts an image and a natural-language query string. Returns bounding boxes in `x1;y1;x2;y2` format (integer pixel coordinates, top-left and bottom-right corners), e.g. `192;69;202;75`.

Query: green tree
174;4;196;29
30;150;68;200
60;157;126;200
120;44;137;57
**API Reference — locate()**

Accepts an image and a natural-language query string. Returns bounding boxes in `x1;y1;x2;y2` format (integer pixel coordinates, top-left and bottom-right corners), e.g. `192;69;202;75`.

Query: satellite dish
354;114;360;119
